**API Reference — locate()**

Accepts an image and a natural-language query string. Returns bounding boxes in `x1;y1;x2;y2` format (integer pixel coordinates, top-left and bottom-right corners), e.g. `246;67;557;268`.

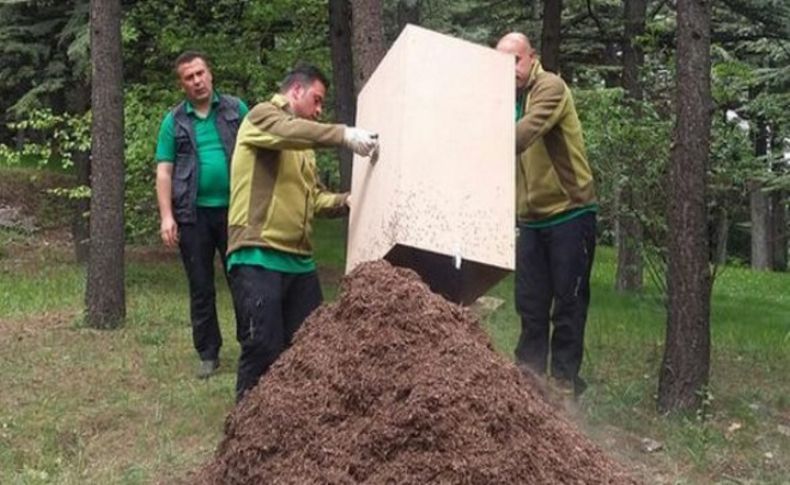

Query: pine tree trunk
540;0;562;73
771;191;787;271
657;0;712;413
616;0;647;292
714;207;729;265
750;122;771;270
350;0;386;95
329;0;356;193
86;0;125;329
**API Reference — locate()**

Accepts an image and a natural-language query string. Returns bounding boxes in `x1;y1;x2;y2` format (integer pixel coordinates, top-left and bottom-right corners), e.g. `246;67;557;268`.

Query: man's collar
184;91;220;115
271;93;289;110
525;60;544;90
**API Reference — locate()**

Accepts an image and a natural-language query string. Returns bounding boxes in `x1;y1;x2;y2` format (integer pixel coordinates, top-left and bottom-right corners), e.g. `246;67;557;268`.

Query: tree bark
771;190;787;271
540;0;562;73
86;0;125;329
615;0;648;292
657;0;712;413
329;0;356;193
350;0;386;95
714;207;729;265
750;122;771;270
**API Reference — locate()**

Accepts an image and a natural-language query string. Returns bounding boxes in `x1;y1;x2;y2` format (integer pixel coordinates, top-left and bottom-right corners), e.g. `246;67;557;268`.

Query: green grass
1;219;788;483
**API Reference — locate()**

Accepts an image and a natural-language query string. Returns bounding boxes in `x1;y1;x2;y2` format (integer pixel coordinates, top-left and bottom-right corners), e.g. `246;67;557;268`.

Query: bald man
497;33;597;400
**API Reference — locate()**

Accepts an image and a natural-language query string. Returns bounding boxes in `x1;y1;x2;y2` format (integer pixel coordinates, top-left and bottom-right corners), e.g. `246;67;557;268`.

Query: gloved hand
343;127;379;157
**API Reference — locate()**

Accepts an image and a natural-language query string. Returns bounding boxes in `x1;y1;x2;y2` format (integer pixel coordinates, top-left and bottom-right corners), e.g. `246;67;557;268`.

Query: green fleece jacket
227;94;348;256
516;61;596;223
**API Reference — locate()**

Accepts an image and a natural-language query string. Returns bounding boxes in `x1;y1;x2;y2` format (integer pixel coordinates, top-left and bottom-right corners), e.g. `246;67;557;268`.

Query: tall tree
85;0;125;329
615;0;648;292
658;0;713;412
329;0;356;192
350;0;386;93
540;0;562;73
750;121;772;270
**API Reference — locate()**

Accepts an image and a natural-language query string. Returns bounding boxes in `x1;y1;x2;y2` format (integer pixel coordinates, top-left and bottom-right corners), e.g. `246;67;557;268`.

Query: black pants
178;207;230;361
514;212;596;385
229;264;323;402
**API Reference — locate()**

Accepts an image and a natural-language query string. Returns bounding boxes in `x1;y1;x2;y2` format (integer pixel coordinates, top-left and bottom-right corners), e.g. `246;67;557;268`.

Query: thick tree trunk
771;191;787;271
616;0;648;292
329;0;356;193
86;0;125;329
540;0;562;73
657;0;712;413
397;0;421;33
750;122;771;270
350;0;386;95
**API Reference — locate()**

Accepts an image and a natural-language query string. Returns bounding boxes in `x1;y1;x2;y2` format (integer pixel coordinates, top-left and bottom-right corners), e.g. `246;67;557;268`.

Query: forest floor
1;167;788;484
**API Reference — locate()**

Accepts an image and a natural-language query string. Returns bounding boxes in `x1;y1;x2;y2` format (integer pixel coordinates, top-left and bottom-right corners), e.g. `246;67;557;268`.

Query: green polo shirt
227;247;316;274
155;92;249;207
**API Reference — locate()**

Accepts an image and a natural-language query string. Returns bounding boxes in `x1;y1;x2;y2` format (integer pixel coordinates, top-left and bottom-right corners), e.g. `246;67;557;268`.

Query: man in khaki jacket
497;33;597;399
227;63;378;402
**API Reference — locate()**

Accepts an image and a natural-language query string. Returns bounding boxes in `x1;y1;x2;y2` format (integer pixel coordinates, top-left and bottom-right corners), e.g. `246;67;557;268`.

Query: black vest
170;94;242;224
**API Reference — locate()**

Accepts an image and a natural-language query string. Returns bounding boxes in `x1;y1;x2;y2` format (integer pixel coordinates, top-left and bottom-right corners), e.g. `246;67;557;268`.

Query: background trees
0;0;787;406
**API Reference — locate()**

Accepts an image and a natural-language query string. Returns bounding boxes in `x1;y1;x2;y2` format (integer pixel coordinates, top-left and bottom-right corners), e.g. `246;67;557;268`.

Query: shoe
197;359;219;379
547;377;579;415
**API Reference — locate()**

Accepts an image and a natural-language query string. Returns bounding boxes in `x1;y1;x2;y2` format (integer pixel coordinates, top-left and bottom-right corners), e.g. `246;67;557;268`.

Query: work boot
197;359;219;379
548;377;579;415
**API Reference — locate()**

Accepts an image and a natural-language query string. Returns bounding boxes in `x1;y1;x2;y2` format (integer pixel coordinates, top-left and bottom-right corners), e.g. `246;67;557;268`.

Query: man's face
497;38;534;89
290;80;326;120
177;58;213;105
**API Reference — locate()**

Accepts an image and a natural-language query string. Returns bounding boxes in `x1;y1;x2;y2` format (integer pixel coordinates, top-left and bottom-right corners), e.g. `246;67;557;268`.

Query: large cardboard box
346;25;515;305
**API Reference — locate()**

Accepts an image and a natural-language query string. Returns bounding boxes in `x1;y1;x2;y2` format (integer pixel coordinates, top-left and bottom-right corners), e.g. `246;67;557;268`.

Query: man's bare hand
160;216;179;248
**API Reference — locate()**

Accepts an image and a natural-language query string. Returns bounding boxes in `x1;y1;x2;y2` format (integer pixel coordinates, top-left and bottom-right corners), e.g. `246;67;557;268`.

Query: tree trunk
540;0;562;73
615;0;648;292
396;0;421;33
350;0;386;95
750;122;771;270
66;79;91;264
714;207;729;265
771;190;787;271
657;0;712;413
329;0;356;192
86;0;125;329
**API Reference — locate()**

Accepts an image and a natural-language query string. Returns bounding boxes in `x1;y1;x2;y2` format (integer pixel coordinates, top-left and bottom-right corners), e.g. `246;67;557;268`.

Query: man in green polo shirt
497;33;597;400
155;51;249;379
226;63;379;402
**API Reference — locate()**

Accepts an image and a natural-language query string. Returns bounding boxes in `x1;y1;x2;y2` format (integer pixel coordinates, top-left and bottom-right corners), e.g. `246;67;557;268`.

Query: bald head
496;32;536;89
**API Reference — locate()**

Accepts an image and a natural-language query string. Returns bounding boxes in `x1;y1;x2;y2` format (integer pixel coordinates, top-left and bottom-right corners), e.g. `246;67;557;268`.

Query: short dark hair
174;50;211;74
279;63;330;93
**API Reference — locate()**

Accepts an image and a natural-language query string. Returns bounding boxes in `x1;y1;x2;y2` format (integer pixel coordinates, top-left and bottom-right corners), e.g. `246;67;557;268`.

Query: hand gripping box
346;25;515;305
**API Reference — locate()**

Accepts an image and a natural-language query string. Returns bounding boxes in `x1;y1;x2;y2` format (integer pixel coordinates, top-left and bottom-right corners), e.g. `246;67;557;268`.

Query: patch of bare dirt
197;260;638;484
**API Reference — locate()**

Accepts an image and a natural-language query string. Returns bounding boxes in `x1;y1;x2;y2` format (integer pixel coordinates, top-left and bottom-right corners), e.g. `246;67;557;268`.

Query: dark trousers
178;207;230;361
514;212;596;385
229;265;323;402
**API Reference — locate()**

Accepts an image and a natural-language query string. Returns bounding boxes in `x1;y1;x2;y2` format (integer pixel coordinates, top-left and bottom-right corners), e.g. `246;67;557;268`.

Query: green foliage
123;85;177;242
576;88;670;244
0;108;89;170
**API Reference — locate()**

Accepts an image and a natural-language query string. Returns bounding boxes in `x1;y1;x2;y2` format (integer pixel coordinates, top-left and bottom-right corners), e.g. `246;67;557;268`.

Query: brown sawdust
198;260;637;484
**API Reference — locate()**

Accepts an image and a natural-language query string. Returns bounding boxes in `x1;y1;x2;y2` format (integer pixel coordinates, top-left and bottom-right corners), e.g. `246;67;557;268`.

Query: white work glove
343;127;379;157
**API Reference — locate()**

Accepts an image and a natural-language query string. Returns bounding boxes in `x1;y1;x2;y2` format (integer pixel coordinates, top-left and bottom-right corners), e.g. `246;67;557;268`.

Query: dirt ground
197;261;640;484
